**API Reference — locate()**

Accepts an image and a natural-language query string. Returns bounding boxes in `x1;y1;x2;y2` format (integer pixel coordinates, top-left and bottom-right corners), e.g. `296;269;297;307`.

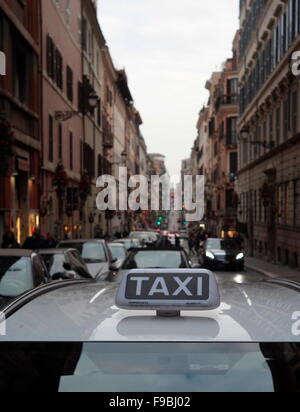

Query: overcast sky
98;0;239;176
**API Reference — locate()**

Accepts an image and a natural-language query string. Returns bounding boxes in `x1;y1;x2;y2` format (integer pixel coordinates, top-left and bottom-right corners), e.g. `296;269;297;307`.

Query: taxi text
129;276;203;297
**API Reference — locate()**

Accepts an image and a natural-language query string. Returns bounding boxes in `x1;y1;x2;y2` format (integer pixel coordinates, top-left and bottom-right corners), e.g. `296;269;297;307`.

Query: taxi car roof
2;278;300;343
0;249;33;258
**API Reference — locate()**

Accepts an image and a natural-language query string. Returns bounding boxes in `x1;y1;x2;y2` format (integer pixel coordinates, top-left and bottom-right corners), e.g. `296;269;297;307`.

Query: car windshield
124;251;185;269
108;245;126;260
0;257;34;297
61;243;107;263
130;233;149;241
39;254;65;277
119;240;140;250
207;239;240;250
0;342;299;392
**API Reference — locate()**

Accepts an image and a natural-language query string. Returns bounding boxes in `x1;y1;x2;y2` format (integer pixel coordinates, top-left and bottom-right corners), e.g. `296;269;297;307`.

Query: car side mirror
63;262;72;271
110;260;121;271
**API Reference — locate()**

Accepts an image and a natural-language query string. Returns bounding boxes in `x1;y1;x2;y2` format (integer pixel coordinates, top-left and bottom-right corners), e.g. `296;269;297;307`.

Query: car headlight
206;251;215;260
236;253;245;261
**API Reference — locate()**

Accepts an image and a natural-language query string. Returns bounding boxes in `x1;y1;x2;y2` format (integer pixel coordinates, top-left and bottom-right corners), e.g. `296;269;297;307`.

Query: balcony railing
215;94;239;110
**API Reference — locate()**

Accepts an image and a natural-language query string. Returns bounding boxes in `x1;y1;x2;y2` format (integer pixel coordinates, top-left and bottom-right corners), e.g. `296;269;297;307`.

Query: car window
207;239;240;250
124;251;185;269
40;254;65;278
109;245;126;260
0;257;34;297
81;243;107;263
0;343;299;393
60;243;107;263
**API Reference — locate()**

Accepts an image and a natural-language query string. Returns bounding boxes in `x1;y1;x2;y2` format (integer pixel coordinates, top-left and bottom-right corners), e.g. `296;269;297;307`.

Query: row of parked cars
0;231;162;309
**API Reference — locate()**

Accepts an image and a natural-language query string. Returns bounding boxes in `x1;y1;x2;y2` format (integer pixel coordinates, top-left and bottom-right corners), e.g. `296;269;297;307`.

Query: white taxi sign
116;269;221;314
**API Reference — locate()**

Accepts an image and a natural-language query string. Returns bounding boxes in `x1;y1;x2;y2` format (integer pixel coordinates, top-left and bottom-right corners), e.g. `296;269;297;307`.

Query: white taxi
0;269;299;392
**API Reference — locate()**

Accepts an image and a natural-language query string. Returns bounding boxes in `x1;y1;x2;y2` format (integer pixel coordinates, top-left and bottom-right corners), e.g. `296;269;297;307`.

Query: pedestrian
1;231;19;249
188;236;196;256
175;234;181;248
23;228;46;250
45;233;57;248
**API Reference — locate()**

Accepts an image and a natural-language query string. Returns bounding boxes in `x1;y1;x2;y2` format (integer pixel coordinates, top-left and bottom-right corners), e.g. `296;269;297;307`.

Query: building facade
0;0;154;244
0;0;41;245
207;46;239;238
81;0;106;239
40;0;83;241
237;0;300;268
188;38;239;238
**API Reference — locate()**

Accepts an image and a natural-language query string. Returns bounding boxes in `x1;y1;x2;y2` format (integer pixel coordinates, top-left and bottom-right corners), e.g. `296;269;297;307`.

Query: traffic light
157;215;163;226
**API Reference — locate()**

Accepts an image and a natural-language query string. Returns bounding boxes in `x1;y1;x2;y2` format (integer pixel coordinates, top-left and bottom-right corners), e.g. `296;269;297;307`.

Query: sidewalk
246;256;300;282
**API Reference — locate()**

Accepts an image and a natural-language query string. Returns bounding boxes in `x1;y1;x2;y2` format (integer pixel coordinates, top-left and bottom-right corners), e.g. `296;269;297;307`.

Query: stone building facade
237;0;300;268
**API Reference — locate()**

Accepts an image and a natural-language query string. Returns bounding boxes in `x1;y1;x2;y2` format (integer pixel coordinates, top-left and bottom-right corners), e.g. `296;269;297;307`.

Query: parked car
120;247;195;273
0;250;50;308
57;240;119;280
108;243;127;267
113;238;142;250
200;238;245;271
129;232;155;246
38;249;93;281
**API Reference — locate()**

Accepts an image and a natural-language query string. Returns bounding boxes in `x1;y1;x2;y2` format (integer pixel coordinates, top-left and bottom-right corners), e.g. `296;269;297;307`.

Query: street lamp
88;92;99;110
55;82;100;122
239;125;275;149
240;126;250;141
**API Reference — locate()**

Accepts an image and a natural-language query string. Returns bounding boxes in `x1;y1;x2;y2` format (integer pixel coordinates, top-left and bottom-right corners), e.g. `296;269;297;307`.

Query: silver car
57;240;118;280
0;271;299;392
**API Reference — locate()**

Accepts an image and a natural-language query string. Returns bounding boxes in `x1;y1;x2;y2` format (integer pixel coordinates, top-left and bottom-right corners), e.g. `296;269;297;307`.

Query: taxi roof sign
116;269;221;316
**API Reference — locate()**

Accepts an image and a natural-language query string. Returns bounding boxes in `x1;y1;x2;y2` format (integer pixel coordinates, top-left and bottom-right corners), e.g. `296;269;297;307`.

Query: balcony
215;94;239;111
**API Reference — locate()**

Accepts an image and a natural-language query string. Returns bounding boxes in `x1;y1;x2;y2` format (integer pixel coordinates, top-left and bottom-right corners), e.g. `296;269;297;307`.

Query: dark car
120;247;195;273
200;238;245;271
0;250;50;308
57;240;119;281
38;249;93;281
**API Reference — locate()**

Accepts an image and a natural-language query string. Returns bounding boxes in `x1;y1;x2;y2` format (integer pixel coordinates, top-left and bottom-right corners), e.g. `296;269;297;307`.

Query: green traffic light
157;222;161;226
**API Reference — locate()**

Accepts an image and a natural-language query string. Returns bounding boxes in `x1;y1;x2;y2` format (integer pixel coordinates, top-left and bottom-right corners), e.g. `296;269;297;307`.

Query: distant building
149;154;167;176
